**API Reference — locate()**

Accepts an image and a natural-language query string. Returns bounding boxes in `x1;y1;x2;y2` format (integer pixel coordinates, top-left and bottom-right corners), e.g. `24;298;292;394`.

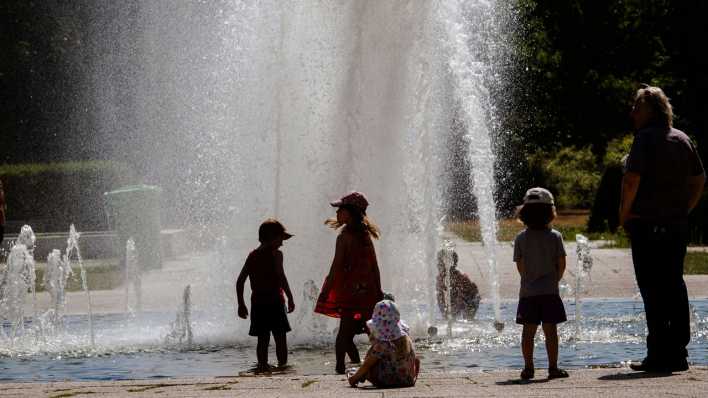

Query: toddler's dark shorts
516;294;567;325
249;301;291;336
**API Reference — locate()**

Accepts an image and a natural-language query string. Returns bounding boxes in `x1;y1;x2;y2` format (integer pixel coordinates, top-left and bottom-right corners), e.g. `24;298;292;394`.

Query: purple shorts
516;294;567;325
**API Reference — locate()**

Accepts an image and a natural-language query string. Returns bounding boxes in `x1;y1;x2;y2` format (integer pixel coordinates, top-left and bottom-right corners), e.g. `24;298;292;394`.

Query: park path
26;234;708;316
3;368;706;397
448;235;708;300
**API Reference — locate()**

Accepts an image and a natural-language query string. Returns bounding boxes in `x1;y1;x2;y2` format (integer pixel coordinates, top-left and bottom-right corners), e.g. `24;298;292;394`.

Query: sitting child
436;250;481;320
348;300;420;388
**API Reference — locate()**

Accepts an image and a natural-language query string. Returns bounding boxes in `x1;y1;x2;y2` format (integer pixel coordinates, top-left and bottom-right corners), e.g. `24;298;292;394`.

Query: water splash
124;238;142;314
438;240;456;338
438;0;502;330
574;234;594;340
165;285;193;347
43;249;73;333
66;224;95;346
0;243;34;339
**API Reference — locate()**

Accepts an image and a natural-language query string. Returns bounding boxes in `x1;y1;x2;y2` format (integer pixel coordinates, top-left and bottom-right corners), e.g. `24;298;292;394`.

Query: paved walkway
450;237;708;300
25;235;708;316
3;368;706;397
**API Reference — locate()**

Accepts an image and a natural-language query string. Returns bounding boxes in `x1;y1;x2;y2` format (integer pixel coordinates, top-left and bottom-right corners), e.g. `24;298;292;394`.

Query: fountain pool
0;299;706;381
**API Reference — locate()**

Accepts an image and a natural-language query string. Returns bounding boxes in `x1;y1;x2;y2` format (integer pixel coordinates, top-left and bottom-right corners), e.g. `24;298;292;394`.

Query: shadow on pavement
598;372;675;381
496;378;550;385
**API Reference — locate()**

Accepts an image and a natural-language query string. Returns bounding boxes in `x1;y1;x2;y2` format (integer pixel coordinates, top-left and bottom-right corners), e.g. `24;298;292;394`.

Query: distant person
347;300;420;388
436;250;481;320
236;219;296;373
514;187;569;380
0;179;5;248
315;192;383;374
620;85;705;373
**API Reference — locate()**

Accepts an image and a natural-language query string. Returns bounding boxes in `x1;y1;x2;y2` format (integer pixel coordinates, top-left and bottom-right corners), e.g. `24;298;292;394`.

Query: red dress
315;226;383;320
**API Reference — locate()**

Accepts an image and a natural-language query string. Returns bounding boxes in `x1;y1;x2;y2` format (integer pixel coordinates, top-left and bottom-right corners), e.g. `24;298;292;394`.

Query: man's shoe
670;358;689;372
629;360;670;373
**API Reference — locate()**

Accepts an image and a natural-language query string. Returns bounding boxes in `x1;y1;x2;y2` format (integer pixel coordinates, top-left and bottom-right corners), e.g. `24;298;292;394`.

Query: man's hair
517;203;556;229
635;84;673;128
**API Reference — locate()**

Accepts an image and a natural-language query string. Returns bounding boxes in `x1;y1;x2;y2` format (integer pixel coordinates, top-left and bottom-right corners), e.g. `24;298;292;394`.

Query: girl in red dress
315;192;383;374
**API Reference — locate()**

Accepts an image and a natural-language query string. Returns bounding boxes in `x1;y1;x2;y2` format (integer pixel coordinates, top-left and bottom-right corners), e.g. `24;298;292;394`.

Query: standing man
620;85;706;372
0;179;5;248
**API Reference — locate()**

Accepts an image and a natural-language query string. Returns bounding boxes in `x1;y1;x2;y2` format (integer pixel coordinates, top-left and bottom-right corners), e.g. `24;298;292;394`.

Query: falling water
18;225;38;323
48;0;509;342
66;224;95;346
124;238;142;314
438;1;503;329
574;234;593;340
165;285;193;347
1;244;33;339
44;249;73;332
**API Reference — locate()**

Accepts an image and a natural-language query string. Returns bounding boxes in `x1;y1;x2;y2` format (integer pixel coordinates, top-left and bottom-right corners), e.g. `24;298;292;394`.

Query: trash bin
104;184;163;270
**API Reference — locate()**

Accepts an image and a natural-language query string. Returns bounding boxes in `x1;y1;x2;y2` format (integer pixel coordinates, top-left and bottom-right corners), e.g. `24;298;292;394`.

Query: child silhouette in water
236;219;295;372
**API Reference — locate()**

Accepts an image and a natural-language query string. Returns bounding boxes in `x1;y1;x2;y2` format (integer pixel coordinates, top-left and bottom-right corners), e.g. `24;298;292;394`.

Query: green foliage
603;134;634;168
0;161;135;177
684;252;708;275
528;146;601;209
0;161;137;232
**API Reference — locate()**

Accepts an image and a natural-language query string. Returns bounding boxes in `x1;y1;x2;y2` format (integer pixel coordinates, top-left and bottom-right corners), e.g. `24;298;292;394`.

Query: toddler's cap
258;218;294;242
330;191;369;213
523;187;554;205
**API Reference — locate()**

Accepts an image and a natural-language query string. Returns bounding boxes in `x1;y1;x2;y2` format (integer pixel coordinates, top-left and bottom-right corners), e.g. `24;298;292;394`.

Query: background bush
0;161;136;233
527;146;601;209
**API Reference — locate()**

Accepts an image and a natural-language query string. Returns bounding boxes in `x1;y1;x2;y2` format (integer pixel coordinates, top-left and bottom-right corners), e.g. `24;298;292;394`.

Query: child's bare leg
257;334;270;368
335;320;349;373
522;324;538;369
542;323;559;369
273;332;288;366
336;317;359;372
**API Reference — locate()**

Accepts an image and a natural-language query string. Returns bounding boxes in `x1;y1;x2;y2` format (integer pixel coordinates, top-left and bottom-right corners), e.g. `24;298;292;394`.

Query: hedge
0;161;136;233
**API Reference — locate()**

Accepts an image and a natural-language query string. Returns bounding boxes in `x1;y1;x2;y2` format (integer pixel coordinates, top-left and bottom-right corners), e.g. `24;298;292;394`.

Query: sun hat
523;187;554;205
330;191;369;213
366;300;409;342
258;218;294;243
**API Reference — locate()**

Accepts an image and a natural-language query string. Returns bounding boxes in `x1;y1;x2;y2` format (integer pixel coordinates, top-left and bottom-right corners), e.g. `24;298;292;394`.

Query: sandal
520;368;534;380
548;368;569;379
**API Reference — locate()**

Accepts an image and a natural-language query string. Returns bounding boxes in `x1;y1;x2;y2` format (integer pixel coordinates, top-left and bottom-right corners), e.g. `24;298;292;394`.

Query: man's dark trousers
629;219;690;365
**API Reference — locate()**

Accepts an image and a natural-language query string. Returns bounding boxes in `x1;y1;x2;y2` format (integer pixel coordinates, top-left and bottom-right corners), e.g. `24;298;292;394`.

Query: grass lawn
685;252;708;275
448;212;708;275
33;259;123;292
447;210;630;247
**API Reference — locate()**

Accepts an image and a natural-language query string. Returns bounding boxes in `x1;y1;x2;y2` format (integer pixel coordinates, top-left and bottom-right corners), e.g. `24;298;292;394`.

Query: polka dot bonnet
366;300;409;342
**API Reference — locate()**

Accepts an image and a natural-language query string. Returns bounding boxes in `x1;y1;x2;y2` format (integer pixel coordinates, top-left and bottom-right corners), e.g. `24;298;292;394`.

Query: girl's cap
330;191;369;212
366;300;409;342
258;219;294;242
523;187;554;205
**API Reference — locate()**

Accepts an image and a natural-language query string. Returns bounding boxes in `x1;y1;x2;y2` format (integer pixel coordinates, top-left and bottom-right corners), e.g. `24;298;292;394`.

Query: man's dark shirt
626;126;705;224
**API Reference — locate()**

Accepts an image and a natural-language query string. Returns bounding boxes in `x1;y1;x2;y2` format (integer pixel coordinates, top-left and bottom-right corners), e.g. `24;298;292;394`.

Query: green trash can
104;184;163;270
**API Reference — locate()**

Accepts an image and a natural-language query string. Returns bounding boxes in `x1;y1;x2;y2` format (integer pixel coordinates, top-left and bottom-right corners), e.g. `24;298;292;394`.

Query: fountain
165;285;193;347
1;0;511;358
124;238;142;314
1;2;708;382
0;225;37;339
574;234;594;340
66;224;95;346
43;249;73;332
